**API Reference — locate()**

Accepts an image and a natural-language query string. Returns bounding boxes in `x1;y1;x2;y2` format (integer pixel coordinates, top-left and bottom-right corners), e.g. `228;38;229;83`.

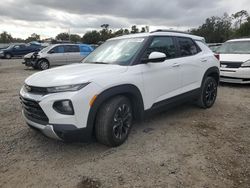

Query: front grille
20;96;49;125
220;61;242;68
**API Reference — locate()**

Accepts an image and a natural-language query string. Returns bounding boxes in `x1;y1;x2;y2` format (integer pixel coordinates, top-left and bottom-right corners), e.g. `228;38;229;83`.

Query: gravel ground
0;59;250;188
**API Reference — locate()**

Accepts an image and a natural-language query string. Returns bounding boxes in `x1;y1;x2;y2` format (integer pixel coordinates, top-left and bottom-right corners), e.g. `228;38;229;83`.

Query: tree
232;10;249;28
82;30;101;44
56;32;70;41
235;17;250;37
0;31;13;43
191;13;232;43
141;27;146;33
100;24;113;41
131;25;139;33
69;34;81;43
25;33;40;42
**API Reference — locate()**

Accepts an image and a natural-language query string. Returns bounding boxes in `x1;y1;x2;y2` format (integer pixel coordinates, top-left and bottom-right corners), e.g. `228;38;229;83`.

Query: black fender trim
202;66;220;86
86;84;145;137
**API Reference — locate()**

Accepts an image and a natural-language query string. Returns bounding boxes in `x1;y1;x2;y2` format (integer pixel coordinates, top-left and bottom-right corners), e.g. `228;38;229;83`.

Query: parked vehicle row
20;30;220;147
22;44;94;70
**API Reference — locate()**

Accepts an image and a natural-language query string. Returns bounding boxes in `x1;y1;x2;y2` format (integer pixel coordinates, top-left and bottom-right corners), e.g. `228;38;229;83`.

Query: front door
140;36;182;108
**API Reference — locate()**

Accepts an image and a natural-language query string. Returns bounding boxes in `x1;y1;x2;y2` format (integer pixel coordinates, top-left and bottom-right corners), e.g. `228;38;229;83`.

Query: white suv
219;38;250;84
20;30;220;147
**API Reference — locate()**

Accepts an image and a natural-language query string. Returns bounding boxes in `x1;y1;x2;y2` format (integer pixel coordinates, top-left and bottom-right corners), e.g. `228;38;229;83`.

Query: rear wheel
38;59;49;70
197;77;218;108
95;96;133;147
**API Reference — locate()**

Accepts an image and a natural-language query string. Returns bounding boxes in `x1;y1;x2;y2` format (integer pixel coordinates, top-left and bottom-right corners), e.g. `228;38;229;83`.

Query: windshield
5;45;14;49
40;45;52;53
218;41;250;54
82;37;146;65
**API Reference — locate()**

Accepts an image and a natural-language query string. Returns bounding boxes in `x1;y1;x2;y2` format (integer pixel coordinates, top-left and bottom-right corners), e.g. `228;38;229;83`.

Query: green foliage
0;31;13;43
191;10;250;43
25;33;40;42
69;34;81;43
56;32;70;41
235;17;250;37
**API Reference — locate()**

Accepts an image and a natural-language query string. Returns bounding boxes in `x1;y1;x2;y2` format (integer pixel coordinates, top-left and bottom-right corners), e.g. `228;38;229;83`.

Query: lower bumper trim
23;112;62;140
220;76;250;84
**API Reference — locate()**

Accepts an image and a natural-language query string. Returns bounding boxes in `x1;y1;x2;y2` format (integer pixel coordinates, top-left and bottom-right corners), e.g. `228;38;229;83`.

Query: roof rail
150;29;191;35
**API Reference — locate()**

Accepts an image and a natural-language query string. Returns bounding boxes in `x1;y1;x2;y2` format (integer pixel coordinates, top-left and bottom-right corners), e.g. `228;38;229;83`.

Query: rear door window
177;37;200;57
65;45;80;53
80;46;91;53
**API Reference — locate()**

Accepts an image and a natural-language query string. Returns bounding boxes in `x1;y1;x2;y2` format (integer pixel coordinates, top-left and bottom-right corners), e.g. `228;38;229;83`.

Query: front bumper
23;110;93;141
22;58;37;67
19;83;102;142
220;67;250;84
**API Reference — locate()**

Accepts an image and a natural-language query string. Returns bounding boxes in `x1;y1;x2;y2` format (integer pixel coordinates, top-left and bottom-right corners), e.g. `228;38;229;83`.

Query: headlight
47;83;89;93
0;51;3;54
241;60;250;67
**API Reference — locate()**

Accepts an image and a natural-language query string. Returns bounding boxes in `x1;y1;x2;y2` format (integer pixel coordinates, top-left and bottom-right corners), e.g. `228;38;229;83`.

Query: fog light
53;100;74;115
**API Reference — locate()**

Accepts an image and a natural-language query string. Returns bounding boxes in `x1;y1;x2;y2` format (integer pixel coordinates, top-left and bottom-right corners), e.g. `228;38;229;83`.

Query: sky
0;0;249;39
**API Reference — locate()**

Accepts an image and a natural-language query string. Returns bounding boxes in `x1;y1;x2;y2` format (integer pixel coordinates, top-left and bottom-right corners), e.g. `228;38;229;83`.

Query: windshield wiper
91;61;108;64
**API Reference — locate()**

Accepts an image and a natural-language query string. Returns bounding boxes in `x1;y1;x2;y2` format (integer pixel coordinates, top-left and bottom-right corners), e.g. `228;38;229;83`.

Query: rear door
175;37;204;92
65;45;82;63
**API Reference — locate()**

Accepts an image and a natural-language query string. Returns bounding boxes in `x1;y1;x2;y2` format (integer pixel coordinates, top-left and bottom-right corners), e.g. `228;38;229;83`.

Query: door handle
172;63;180;67
201;58;207;62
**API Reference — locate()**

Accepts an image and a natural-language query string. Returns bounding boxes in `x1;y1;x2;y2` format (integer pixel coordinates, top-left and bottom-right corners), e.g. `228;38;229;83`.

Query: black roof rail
150;29;191;35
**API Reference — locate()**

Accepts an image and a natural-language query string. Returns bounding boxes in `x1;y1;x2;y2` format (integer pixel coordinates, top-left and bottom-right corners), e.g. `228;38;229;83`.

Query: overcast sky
0;0;249;39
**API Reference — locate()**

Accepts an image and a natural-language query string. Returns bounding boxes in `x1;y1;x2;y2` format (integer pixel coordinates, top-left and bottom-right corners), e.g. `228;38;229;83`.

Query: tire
5;53;11;59
95;96;133;147
38;59;49;70
196;76;218;108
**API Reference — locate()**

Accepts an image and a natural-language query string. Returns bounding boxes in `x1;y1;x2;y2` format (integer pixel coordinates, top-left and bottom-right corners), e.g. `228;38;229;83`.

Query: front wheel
5;53;11;59
95;96;133;147
37;59;50;70
196;77;218;108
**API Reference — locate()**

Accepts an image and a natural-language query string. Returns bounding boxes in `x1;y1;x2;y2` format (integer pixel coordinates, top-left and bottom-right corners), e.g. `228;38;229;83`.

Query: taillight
214;54;220;61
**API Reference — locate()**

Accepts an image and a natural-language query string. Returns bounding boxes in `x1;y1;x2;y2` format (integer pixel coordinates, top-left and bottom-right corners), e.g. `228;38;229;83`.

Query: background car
208;43;222;53
23;43;94;70
218;38;250;84
0;43;42;59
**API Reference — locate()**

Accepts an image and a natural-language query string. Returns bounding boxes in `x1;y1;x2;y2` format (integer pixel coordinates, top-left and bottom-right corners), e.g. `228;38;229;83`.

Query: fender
86;84;145;136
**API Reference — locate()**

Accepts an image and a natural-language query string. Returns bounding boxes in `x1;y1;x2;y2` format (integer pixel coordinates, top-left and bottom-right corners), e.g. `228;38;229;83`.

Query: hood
25;63;128;87
24;52;35;58
220;53;250;62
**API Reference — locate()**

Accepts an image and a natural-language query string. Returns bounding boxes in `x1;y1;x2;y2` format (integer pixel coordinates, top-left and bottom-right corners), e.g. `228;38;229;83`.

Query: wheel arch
37;58;50;68
86;84;145;136
202;66;220;86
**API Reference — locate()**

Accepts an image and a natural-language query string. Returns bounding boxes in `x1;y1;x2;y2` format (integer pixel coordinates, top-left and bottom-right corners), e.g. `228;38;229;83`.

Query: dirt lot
0;59;249;188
